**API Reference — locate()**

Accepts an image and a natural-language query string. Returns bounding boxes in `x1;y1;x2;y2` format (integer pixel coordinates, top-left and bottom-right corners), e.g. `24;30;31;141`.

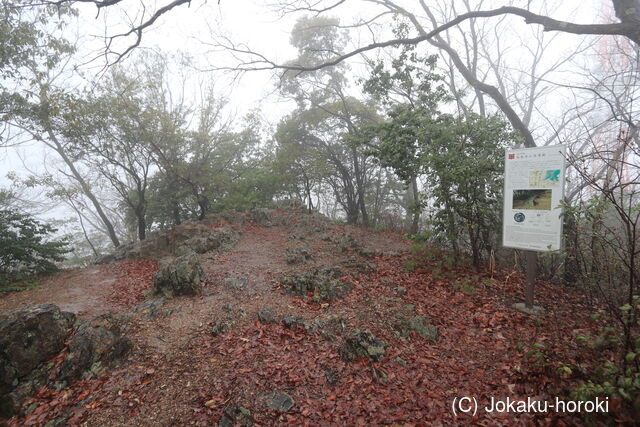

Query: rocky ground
0;208;620;426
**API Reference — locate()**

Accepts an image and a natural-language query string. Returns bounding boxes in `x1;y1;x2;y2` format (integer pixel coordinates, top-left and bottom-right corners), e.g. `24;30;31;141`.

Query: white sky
74;1;298;117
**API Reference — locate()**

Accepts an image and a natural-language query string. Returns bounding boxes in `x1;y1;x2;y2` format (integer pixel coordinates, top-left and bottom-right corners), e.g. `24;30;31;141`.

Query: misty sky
0;0;613;224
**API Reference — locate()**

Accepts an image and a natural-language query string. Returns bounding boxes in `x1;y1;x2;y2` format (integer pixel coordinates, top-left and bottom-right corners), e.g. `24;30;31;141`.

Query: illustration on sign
502;146;566;252
529;169;561;188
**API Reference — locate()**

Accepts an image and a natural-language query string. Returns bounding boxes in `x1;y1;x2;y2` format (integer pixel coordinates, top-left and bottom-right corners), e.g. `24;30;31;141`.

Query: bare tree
16;0;634;70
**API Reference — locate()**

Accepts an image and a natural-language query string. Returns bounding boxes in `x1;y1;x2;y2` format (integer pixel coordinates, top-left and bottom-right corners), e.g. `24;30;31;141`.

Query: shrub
0;209;69;288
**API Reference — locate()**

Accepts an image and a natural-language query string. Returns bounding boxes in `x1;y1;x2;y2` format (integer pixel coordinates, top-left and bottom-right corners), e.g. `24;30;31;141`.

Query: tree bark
137;213;146;241
562;209;580;285
172;204;181;226
351;147;369;226
410;176;420;234
68;202;99;257
197;195;208;221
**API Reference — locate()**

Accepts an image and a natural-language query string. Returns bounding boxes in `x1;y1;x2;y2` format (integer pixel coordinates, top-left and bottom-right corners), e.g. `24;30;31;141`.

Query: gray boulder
210;319;231;337
339;329;387;362
335;233;360;252
176;227;239;255
152;253;204;296
221;277;248;290
131;298;165;320
0;305;75;416
265;392;295;412
280;266;350;302
258;307;276;324
282;315;302;329
57;313;130;383
219;405;253;427
137;234;170;258
284;244;312;265
248;208;273;226
394;315;438;343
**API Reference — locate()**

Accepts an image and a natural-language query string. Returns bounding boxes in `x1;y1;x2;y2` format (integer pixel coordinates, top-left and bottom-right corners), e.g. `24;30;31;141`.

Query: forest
0;0;639;425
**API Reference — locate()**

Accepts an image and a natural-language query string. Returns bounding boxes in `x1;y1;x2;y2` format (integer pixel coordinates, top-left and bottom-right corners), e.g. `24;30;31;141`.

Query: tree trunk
44;127;121;248
345;199;359;224
351;147;369;226
197;195;208;220
562;209;580;284
304;175;313;212
37;84;122;248
69;203;98;257
410;177;420;234
137;214;146;241
172;204;181;226
169;177;182;225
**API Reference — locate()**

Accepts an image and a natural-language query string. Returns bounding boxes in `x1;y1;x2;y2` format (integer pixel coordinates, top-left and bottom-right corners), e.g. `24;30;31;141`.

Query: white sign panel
503;145;566;252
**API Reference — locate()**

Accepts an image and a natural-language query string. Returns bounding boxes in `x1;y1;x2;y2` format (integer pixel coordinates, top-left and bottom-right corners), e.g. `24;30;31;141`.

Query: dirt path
0;265;119;318
205;225;292;293
121;222;403;364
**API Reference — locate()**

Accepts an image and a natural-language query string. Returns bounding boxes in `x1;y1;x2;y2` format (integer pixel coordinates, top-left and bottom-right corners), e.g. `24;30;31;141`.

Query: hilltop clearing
0;209;620;425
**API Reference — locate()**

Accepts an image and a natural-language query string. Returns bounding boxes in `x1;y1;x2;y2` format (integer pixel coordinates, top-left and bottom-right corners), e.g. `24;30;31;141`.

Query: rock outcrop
152;253;205;297
258;307;276;324
393;315;438;343
339;329;387;362
97;215;243;264
219;405;253;427
280;266;351;302
95;208;335;264
284;244;312;265
248;208;273;227
265;391;295;413
0;304;75;416
57;313;131;383
95;234;170;264
0;305;130;417
220;277;248;290
174;226;239;256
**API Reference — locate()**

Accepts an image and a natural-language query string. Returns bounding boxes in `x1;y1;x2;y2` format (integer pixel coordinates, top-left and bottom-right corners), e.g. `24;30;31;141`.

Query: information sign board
503;145;566;252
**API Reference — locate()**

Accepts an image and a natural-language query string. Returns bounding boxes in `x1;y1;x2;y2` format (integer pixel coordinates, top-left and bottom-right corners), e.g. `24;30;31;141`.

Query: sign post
525;250;537;308
503;145;566;314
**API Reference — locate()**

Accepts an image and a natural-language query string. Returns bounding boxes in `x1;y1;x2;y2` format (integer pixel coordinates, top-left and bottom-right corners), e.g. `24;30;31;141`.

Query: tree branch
214;4;638;75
